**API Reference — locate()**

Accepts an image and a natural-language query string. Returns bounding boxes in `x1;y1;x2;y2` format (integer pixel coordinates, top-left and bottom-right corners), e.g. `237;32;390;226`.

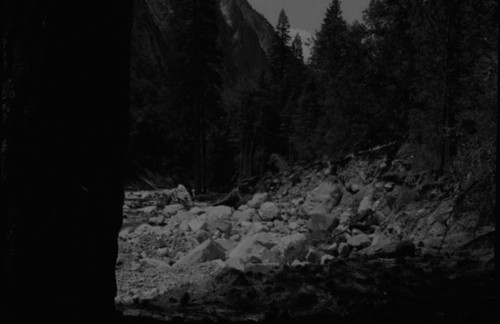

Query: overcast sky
247;0;371;34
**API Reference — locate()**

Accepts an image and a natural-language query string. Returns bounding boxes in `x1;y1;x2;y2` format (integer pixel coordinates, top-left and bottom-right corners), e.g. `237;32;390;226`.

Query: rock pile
117;144;494;305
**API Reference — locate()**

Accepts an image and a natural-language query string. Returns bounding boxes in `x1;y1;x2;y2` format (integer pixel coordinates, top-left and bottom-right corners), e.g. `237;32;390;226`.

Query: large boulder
357;188;374;213
247;192;269;209
205;206;233;222
163;204;184;216
308;207;341;233
188;218;207;232
207;218;232;237
174;239;226;267
259;202;280;221
233;209;257;222
215;238;238;257
347;234;372;249
226;232;305;271
301;182;343;219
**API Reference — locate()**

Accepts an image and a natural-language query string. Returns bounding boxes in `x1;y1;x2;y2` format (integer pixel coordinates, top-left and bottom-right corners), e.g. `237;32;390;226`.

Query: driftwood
211;189;245;208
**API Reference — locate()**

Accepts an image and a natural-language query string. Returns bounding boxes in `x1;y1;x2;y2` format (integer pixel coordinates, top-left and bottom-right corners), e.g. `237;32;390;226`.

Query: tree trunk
0;1;132;322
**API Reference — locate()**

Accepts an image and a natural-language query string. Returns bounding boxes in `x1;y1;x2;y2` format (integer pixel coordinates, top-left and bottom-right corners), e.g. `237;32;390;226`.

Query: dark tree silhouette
0;1;133;322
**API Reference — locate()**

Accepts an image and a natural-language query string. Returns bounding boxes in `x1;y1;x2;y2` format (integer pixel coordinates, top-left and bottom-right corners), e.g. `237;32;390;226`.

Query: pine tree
311;0;348;75
270;9;292;81
276;9;291;46
292;33;304;62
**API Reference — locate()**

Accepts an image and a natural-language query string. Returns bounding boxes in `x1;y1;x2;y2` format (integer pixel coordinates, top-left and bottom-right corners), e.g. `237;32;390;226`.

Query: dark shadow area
1;1;133;322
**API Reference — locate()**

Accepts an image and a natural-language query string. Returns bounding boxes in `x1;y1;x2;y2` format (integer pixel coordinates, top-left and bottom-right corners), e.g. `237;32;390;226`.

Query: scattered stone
215;238;238;256
308;213;339;233
248;222;268;235
240;221;253;228
205;206;233;222
339;210;355;224
142;258;170;269
288;222;300;230
363;240;416;258
358;193;373;213
178;221;189;232
156;247;169;257
225;232;302;271
346;183;361;194
291;197;304;206
320;254;335;265
326;242;338;253
130;262;142;271
208;218;232;237
189;207;205;215
238;204;249;211
119;227;132;240
347;234;372;249
174;239;226;267
279;233;306;248
175;184;192;204
338;243;351;258
148;215;165;226
230;233;241;242
247;192;269;209
291;259;307;267
384;182;395;191
188;219;207;232
163;204;184;216
374;211;386;225
259;202;280;221
138;206;156;214
233;209;256;222
305;248;323;263
352;228;362;235
301;182;343;219
195;230;210;244
226;233;280;271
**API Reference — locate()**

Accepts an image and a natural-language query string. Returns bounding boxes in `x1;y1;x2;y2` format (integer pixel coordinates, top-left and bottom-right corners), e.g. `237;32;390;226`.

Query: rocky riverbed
116;145;495;323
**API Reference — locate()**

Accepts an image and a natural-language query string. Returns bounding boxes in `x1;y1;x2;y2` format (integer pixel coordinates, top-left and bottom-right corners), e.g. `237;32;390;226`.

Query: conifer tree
311;0;348;75
270;9;292;81
292;33;304;62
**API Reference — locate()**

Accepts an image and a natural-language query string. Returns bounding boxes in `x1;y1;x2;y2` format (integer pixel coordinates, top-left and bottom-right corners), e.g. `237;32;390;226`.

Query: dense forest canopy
129;0;497;211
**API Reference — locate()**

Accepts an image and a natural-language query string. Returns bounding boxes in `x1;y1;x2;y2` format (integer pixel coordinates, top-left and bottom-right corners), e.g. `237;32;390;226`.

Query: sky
247;0;371;34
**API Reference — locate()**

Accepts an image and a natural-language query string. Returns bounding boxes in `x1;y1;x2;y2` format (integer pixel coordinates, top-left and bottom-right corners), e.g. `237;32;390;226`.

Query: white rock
248;222;268;235
301;182;343;219
174;239;226;267
320;254;335;265
226;233;281;271
291;197;304;206
347;234;371;248
238;204;249;211
233;209;256;222
247;192;269;209
142;258;170;270
137;206;156;214
259;202;280;221
205;206;233;221
156;247;169;257
163;204;184;215
357;189;374;213
188;219;207;232
189;206;205;215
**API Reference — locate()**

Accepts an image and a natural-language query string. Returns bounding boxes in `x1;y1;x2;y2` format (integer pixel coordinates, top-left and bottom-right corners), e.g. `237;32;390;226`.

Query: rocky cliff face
131;0;276;91
218;0;276;84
